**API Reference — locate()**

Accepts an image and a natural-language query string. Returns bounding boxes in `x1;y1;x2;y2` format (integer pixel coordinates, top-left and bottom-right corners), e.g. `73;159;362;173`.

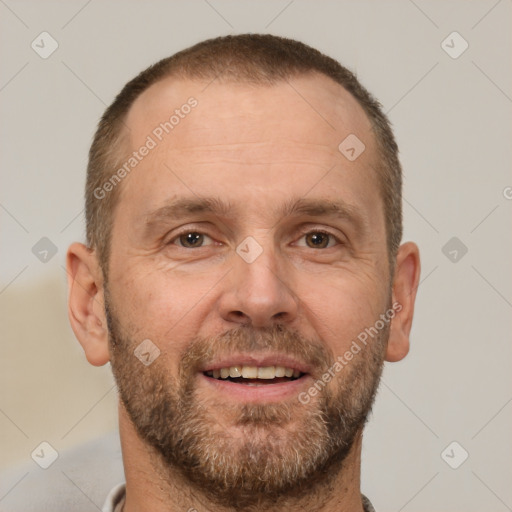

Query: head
67;34;420;510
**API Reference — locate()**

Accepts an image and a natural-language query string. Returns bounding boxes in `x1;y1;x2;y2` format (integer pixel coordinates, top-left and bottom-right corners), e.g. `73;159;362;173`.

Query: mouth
199;356;312;402
203;365;305;386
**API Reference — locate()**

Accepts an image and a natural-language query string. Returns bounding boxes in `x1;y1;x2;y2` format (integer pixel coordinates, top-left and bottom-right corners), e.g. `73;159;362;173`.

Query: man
66;33;420;512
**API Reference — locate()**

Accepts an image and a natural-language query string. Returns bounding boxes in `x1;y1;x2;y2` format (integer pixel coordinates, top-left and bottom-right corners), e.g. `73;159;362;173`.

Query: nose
217;241;299;329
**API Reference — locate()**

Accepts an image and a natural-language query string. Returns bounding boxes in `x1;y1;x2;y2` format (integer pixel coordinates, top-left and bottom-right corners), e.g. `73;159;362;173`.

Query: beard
105;288;389;510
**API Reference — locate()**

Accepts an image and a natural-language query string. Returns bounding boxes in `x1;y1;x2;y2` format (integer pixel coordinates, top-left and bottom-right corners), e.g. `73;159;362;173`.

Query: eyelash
167;228;342;249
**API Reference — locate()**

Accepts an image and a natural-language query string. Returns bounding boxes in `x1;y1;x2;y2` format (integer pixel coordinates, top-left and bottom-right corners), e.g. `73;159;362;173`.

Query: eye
295;230;340;249
168;229;341;250
170;231;214;248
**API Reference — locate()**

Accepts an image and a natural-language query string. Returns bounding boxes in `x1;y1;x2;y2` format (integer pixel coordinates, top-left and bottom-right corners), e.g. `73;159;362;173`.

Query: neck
119;402;366;512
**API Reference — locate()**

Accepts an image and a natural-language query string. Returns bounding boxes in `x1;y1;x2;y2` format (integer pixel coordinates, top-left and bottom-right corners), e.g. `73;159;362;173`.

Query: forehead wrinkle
160;140;346;172
166;139;338;151
164;139;342;158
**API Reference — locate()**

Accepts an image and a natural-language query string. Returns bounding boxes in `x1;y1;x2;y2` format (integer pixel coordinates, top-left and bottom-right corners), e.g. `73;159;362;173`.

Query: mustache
179;323;334;379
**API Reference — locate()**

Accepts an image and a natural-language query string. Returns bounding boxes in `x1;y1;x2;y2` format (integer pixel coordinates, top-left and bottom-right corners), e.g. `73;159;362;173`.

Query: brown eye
305;232;330;248
176;232;208;248
293;229;340;250
302;231;337;249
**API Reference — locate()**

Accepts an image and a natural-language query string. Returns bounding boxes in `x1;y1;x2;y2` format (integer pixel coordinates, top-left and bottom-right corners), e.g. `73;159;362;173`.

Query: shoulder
0;431;125;512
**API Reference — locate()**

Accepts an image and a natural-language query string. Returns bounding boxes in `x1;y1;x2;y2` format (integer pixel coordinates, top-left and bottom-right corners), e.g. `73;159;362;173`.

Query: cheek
294;269;387;353
114;263;219;354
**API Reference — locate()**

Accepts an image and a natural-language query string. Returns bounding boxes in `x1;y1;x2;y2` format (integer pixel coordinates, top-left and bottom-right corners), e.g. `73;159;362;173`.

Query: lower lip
199;373;311;402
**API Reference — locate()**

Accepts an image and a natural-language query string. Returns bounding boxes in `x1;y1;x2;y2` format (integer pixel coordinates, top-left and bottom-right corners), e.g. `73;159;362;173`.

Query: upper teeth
206;366;301;380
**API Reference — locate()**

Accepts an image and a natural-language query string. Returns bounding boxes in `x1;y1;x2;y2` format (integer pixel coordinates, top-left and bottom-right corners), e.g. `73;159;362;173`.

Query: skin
66;72;420;512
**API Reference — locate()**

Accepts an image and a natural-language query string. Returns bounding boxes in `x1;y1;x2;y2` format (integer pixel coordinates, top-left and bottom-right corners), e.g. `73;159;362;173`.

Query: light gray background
1;1;511;511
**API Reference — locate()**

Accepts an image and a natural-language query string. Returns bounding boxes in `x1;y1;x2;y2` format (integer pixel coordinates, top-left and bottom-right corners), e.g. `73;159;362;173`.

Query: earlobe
385;242;421;363
66;242;110;366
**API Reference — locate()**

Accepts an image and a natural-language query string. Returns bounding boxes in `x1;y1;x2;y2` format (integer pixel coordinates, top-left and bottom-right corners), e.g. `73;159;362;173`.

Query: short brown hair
85;33;402;280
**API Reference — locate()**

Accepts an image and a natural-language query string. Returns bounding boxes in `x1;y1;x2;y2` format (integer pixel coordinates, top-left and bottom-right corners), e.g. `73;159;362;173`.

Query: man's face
105;73;391;507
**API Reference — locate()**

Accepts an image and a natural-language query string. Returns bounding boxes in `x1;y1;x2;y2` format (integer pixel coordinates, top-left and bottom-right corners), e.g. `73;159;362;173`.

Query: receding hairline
119;70;374;157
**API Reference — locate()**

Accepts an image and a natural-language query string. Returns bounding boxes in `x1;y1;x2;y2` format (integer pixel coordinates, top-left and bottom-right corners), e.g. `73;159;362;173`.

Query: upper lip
200;353;311;374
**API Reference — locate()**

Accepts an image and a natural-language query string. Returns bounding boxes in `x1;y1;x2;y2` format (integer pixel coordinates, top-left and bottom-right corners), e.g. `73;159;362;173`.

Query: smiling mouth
203;365;306;386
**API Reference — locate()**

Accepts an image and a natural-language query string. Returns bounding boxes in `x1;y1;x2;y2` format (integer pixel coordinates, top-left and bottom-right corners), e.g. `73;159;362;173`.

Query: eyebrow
142;195;368;235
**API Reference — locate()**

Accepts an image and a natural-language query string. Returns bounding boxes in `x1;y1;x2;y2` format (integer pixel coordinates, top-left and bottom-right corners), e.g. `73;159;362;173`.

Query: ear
66;242;110;366
385;242;421;362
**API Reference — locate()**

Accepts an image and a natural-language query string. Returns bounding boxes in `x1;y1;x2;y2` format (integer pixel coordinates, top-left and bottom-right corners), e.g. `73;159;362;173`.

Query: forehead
114;73;382;231
126;72;374;153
